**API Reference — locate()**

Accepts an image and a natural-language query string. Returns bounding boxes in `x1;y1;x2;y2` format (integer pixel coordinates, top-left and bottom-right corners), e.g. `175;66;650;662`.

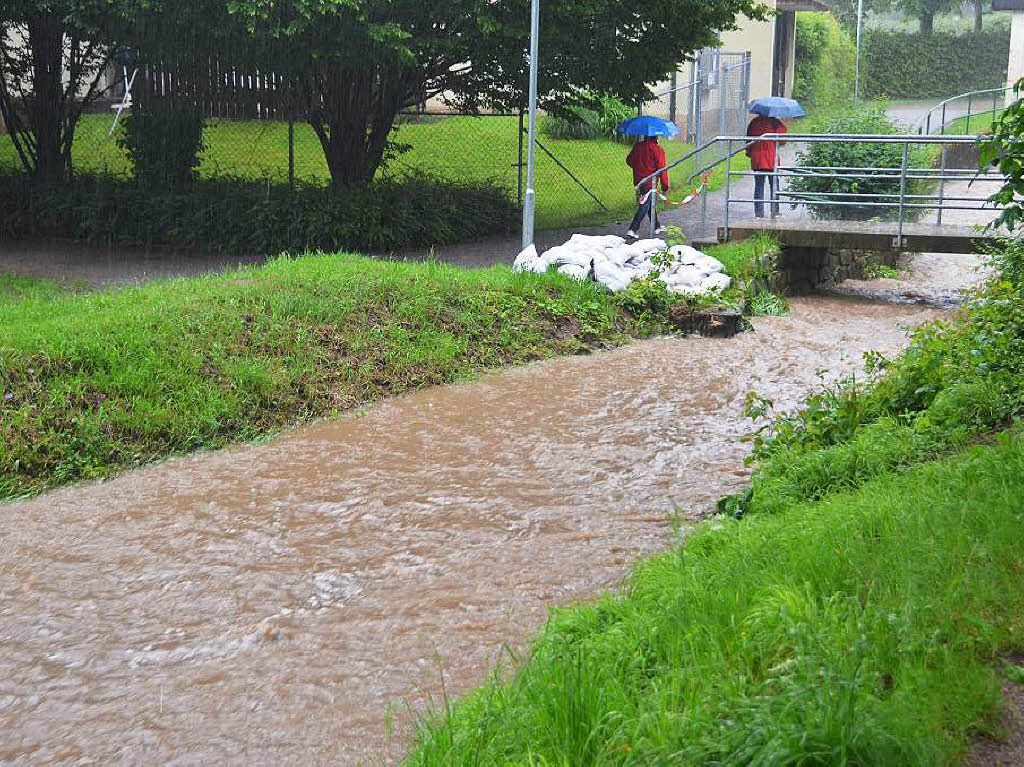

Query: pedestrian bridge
720;218;997;254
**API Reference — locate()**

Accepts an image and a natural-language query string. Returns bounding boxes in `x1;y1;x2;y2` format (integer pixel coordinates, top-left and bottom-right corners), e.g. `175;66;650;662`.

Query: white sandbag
662;265;704;288
699;273;733;293
667;283;706;296
513;244;539;272
593;260;632;292
668;244;708;264
634;238;668;253
691;255;726;275
557;263;590;280
568;233;624;249
550;249;594;269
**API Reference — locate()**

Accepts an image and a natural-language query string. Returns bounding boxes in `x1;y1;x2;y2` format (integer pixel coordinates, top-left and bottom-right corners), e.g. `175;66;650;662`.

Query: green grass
0;114;746;231
0;274;70;305
0;236;772;502
408;429;1024;765
945;108;1006;136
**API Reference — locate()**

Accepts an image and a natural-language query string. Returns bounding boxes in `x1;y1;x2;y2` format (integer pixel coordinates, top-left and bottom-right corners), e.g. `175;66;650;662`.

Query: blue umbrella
749;97;805;119
616;115;679;138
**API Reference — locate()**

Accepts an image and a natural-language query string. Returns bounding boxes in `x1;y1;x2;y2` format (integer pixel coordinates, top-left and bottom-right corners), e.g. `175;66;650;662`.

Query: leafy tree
824;0;891;31
981;78;1024;232
0;1;130;179
893;0;959;35
229;0;767;188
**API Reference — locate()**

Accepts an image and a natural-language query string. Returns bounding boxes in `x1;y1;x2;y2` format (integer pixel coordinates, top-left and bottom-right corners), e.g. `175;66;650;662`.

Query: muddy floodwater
0;258;976;764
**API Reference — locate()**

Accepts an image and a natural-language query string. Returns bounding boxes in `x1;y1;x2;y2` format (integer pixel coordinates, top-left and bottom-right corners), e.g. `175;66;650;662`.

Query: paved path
0;101;997;286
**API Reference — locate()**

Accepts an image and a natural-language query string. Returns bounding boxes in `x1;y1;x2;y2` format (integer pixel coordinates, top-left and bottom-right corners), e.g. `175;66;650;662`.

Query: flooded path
0;275;955;763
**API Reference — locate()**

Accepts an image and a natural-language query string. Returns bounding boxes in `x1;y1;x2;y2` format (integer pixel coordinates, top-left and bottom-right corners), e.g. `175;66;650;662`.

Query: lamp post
854;0;864;104
521;0;541;249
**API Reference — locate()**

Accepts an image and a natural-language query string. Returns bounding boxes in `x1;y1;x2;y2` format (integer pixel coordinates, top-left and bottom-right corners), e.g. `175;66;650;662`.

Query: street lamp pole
522;0;540;249
854;0;864;104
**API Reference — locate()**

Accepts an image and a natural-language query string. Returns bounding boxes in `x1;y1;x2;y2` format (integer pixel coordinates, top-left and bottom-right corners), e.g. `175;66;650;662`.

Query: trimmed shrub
787;110;936;220
794;12;856;107
0;171;517;254
863;29;1010;99
118;100;206;187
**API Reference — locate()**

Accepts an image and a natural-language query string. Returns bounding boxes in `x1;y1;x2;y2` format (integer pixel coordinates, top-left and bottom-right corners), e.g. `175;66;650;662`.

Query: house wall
719;1;778;100
1009;12;1024;105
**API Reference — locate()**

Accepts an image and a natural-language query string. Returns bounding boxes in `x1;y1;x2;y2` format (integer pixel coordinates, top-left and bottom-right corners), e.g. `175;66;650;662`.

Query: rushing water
0;258;969;764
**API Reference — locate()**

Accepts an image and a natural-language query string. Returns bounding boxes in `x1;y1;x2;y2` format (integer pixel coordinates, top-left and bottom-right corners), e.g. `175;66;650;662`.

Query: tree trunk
27;14;68;180
306;60;416;189
920;11;935;36
974;0;983;32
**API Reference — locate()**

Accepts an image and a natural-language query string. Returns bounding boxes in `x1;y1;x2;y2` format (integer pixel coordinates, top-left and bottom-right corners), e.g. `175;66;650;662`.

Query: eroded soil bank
0;259;972;764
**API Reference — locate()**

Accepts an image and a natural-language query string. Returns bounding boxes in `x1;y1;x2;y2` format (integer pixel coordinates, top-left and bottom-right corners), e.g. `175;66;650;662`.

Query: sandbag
699;272;732;293
593;260;632;292
557;263;590;281
513;244;539;272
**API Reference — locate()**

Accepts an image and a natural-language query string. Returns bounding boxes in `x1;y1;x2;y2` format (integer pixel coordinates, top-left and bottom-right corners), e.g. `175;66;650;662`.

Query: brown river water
0;256;980;764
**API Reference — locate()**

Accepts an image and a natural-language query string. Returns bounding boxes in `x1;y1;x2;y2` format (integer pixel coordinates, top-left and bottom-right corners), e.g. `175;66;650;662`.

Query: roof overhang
777;0;832;11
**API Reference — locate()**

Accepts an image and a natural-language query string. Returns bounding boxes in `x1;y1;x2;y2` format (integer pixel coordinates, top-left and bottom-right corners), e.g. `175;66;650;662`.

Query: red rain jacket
746;116;787;170
626;139;669;193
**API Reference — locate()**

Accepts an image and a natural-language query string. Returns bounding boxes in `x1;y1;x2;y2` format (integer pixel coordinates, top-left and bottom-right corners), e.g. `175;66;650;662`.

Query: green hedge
863;29;1010;99
0;171;517;255
794;12;856;106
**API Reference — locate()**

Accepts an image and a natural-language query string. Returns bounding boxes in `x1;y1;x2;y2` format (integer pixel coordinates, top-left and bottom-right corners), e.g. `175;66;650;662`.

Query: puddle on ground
0;258;957;764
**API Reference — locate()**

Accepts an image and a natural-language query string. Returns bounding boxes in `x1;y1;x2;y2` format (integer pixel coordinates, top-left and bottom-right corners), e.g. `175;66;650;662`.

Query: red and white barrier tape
639;171;712;208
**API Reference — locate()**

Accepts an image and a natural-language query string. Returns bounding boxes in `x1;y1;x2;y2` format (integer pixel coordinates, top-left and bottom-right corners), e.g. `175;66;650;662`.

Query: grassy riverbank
410;432;1024;765
0;238;772;502
408;240;1024;763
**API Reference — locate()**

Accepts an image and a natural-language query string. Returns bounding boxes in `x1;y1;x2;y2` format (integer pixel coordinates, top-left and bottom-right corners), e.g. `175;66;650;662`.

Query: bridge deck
719;219;995;253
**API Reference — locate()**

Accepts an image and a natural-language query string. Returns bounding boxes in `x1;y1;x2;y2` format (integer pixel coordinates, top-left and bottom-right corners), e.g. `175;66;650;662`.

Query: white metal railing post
897;141;909;247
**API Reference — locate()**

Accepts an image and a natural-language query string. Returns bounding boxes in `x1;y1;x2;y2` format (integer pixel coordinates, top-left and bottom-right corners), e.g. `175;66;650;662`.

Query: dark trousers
754;171;779;218
629;191;661;233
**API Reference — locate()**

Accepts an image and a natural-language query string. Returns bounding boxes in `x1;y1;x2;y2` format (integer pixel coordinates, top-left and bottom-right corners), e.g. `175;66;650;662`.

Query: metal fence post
742;53;751;126
693;54;703;151
940;102;947;135
517;109;525;206
897;141;909;247
966;93;973;133
724;138;733;241
717;55;727;140
669;70;677;124
287;112;295;189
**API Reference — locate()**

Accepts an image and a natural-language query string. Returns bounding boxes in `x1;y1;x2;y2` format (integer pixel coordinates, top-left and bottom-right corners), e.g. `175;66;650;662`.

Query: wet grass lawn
0;114;748;231
0;237;772;502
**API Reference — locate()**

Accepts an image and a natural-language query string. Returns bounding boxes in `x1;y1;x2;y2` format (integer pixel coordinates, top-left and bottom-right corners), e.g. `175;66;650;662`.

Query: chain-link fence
642;50;752;182
0;45;751;242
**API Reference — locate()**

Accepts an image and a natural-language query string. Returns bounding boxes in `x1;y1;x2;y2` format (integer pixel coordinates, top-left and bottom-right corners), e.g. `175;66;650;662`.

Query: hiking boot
625;229;638;239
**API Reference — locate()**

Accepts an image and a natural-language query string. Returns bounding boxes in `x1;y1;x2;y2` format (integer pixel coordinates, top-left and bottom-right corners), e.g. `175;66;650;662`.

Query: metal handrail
631;131;1003;243
912;85;1015;135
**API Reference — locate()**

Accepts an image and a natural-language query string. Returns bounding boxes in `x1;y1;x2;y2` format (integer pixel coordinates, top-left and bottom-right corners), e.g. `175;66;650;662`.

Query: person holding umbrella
745;97;804;218
616;115;678;238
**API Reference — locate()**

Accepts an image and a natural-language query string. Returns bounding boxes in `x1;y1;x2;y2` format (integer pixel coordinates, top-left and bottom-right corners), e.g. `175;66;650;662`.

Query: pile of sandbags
513;234;731;295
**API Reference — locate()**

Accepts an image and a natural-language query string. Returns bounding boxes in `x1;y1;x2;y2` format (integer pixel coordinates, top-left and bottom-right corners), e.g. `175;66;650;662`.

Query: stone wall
777;245;900;294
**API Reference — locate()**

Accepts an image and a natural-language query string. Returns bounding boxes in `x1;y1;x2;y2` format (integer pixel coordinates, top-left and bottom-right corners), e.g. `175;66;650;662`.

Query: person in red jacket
625;136;670;238
746;115;788;218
